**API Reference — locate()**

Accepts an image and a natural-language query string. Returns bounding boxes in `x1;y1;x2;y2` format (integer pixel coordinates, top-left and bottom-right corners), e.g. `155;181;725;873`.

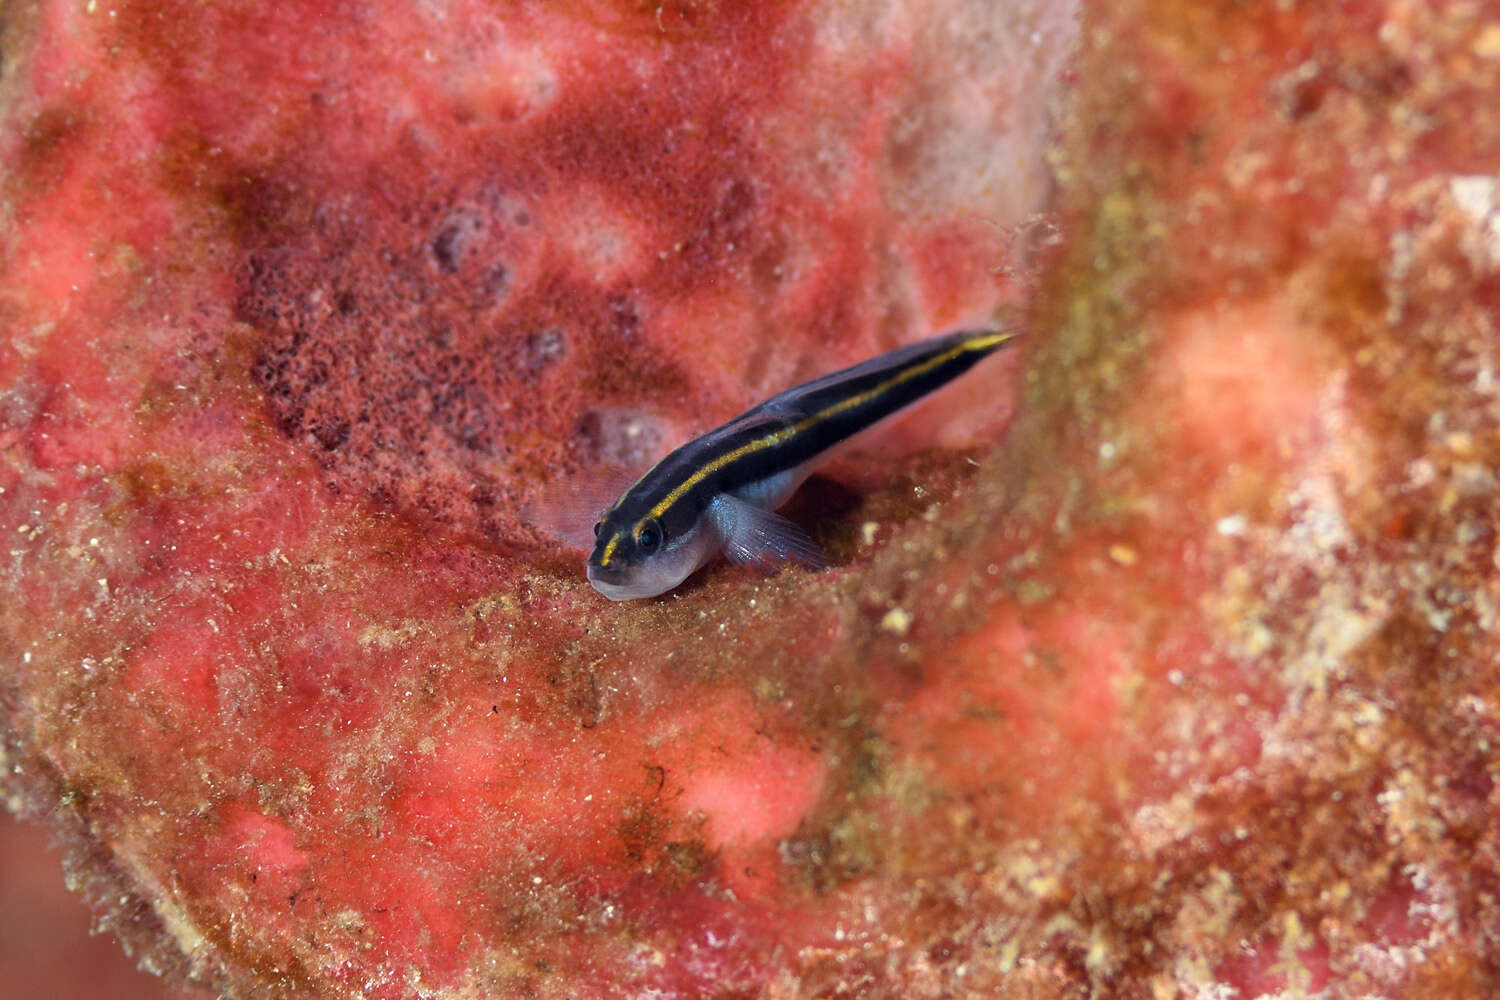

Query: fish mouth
586;562;664;601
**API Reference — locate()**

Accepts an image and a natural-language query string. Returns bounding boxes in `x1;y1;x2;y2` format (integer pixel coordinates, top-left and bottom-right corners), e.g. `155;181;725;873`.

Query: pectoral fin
708;493;828;571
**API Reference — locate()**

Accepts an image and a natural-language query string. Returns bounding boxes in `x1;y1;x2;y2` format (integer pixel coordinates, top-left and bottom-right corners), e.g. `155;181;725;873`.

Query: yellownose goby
586;328;1018;600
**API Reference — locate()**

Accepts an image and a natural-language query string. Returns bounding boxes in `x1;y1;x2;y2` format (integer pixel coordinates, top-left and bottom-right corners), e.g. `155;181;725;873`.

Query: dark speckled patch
219;4;810;548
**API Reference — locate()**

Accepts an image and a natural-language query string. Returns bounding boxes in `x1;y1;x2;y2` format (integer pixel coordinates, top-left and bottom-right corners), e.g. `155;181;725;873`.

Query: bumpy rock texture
4;0;1500;998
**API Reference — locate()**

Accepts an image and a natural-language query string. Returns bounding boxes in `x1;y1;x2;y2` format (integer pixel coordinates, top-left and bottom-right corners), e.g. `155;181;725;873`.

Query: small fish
586;328;1018;600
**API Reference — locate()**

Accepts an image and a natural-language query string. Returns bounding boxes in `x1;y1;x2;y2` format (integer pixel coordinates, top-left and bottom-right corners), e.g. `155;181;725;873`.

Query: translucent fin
524;466;641;552
708;493;828;571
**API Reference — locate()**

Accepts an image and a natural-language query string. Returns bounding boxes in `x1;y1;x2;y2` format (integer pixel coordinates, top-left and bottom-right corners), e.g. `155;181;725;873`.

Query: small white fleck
1405;457;1437;489
1098;441;1117;461
1166;668;1185;686
1451;175;1497;220
1450;174;1500;267
89;537;99;546
880;607;913;636
1215;514;1247;536
22;652;31;664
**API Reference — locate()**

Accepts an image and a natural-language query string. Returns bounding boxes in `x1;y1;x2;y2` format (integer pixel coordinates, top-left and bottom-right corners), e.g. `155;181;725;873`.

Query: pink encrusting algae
3;0;1500;998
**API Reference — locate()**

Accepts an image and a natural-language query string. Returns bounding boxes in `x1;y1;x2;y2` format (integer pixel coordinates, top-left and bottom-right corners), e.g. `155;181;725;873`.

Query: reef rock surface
4;1;1499;998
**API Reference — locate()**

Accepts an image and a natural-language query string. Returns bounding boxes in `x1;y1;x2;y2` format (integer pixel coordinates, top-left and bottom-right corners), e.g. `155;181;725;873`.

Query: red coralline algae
5;0;1500;999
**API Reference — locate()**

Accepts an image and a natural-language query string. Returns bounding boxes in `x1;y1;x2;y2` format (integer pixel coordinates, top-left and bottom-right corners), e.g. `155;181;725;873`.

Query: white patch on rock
1449;174;1500;270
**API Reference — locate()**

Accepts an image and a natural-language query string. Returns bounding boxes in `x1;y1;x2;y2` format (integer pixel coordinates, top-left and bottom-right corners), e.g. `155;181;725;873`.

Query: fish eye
635;519;663;554
593;521;604;539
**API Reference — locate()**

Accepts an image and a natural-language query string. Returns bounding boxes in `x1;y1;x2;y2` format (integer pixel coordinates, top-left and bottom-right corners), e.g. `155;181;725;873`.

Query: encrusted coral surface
4;0;1499;998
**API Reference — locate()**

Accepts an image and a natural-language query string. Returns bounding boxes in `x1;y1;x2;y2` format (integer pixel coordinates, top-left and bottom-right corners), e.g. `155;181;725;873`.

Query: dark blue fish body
587;329;1017;599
